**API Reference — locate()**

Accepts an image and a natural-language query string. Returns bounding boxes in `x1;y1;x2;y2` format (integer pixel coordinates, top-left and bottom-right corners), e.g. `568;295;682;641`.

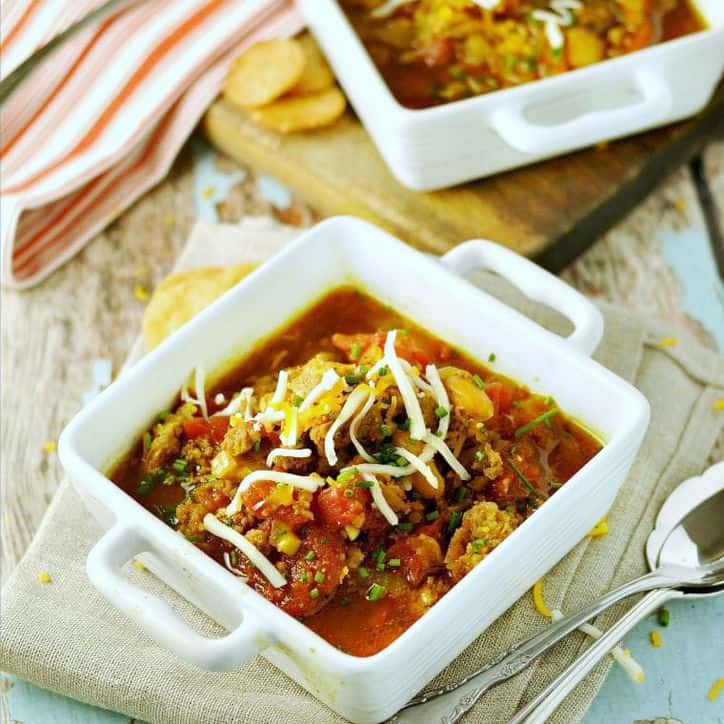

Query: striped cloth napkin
0;0;303;289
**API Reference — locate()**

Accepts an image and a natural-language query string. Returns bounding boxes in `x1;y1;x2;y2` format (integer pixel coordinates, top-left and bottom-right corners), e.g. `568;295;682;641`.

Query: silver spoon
390;463;724;723
511;472;724;723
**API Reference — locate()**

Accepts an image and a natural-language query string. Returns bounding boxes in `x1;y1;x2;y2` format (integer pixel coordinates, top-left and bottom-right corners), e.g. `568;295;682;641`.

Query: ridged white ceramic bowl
300;1;724;190
59;217;649;723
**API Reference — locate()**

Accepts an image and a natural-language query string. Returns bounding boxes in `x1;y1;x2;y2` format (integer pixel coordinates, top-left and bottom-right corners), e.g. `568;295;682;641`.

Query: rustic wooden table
2;132;723;724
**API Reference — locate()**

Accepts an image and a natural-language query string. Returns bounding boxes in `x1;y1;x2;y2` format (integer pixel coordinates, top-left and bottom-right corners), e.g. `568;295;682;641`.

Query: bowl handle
440;240;603;357
488;68;672;155
87;522;269;671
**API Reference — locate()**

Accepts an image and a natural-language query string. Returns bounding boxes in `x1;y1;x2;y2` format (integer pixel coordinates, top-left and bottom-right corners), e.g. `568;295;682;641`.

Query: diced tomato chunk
316;485;369;529
182;416;229;443
484;382;515;415
331;332;384;361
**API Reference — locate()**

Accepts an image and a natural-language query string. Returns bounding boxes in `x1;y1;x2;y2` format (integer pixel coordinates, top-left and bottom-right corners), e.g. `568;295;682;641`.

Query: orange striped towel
0;0;303;289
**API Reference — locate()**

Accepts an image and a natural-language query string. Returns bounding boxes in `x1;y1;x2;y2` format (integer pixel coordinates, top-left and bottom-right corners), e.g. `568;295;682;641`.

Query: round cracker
250;86;347;134
143;264;256;350
290;33;335;95
223;38;304;109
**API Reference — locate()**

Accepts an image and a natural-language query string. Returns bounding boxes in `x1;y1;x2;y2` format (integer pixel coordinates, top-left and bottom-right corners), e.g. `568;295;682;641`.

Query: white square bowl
59;217;649;723
300;0;724;191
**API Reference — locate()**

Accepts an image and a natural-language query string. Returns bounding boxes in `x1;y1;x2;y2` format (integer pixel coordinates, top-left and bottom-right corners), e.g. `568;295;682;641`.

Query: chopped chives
354;480;374;488
447;510;463;534
378;366;388;377
340;597;351;606
475;449;486;462
300;572;310;583
172;458;188;472
514;409;559;438
309;588;320;599
379;424;392;437
376;563;386;572
350;343;361;360
185;535;200;543
157;411;170;422
305;550;315;561
366;583;387;602
455;486;469;501
293;394;302;407
512;400;521;408
435;406;449;418
544;396;554;406
488;353;496;362
345;374;360;385
358;365;369;375
253;439;261;452
399;418;411;431
473;374;485;389
657;608;670;627
550;480;563;489
472;539;488;553
358;566;370;578
398;522;413;531
143;432;152;451
507;459;541;498
230;550;238;566
510;444;517;454
337;468;358;484
388;558;401;567
374;549;386;564
314;571;325;584
343;488;354;498
425;510;439;522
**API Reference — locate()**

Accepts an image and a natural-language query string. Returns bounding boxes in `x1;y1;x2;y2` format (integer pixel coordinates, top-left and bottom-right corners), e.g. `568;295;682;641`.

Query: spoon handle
393;568;679;720
509;588;682;724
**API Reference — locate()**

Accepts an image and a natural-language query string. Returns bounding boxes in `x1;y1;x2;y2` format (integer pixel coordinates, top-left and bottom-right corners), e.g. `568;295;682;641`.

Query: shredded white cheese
270;370;288;406
472;0;501;9
532;0;581;50
423;431;470;480
299;369;341;413
401;359;434;395
349;391;377;463
204;514;285;588
180;367;208;419
551;609;644;683
266;447;312;467
425;364;451;438
364;473;399;526
385;331;426;440
214;393;226;405
324;386;371;466
370;0;412;18
354;462;416;478
223;551;247;579
226;470;321;515
395;447;438;489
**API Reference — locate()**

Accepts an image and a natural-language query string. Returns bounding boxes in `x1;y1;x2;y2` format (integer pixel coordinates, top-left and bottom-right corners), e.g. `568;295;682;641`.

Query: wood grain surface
203;82;724;272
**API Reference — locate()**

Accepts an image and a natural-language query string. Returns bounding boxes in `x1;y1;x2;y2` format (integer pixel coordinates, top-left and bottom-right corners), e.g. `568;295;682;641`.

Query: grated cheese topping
299;369;341;412
364;473;399;526
226;470;321;515
349;391;377;463
324;385;373;466
181;367;209;419
370;0;412;18
423;431;470;480
532;0;582;50
384;330;426;440
204;514;285;588
266;447;312;467
395;446;438;489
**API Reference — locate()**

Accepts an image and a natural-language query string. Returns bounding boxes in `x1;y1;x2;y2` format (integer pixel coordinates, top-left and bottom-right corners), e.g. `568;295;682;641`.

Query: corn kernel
133;560;147;572
345;525;360;541
211;450;237;478
38;570;51;584
649;630;662;647
276;532;301;556
269;483;294;507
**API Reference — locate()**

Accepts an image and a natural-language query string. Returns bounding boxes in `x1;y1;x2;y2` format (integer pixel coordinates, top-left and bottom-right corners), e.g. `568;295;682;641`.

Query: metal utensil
512;468;724;723
390;462;724;723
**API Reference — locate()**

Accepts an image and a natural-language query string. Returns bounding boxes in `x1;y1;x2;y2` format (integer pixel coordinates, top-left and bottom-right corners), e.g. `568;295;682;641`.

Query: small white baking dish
300;0;724;190
59;216;649;723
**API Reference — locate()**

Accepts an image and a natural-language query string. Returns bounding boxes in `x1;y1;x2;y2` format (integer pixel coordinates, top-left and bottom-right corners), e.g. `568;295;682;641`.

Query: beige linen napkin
2;219;723;724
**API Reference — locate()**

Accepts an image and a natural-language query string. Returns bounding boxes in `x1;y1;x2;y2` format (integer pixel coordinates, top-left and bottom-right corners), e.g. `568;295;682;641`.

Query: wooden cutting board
203;80;724;271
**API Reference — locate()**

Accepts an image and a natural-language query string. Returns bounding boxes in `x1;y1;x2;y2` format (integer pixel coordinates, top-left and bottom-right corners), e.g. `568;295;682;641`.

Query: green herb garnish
435;406;449;418
350;342;361;360
314;571;325;584
366;583;387;602
514;408;559;438
293;394;302;407
309;588;320;599
172;458;188;473
305;551;315;561
472;539;488;553
488;353;496;363
358;566;370;579
507;459;541;498
337;468;358;484
425;510;439;522
473;374;485;389
345;374;360;385
379;424;392;437
447;510;463;534
398;522;413;532
354;480;374;489
657;608;670;627
388;558;401;568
